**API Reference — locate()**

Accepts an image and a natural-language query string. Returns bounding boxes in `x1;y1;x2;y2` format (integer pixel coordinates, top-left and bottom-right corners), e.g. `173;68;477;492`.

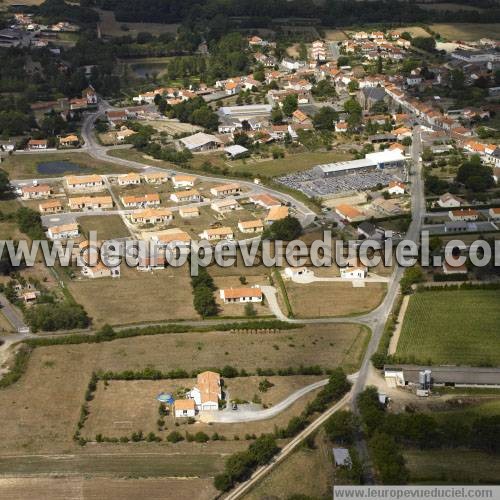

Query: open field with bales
429;23;500;40
395;289;500;366
283;281;387;318
1;153;130;180
66;264;197;326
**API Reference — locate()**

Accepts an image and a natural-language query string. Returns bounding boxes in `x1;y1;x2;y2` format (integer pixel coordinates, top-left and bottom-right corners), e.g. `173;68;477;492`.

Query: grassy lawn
429;23;500;41
192;150;353;178
1;153;130;180
66;264;197;326
396;290;500;366
404;449;500;484
77;215;131;240
283;281;387;318
244;429;334;499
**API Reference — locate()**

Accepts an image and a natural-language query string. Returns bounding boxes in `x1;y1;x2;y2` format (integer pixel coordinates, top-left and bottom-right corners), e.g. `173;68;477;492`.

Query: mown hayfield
396;289;500;366
429;23;500;41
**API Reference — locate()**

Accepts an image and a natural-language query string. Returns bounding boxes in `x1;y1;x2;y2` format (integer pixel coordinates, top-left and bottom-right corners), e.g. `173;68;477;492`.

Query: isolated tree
282;94;298;117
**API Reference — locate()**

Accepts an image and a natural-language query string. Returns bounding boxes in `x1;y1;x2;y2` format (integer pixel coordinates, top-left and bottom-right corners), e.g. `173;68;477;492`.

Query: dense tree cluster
262;216;302;241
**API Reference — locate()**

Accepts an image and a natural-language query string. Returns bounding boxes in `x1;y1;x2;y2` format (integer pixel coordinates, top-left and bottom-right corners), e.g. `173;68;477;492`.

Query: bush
194;431;210;443
167;431;184;443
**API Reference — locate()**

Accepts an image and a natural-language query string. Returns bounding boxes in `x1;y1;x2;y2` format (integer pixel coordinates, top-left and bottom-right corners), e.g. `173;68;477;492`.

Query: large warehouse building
317;149;406;178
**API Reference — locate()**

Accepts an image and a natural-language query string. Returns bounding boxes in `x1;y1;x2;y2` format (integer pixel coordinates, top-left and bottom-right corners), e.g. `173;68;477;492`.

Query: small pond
129;62;168;78
37;161;89;175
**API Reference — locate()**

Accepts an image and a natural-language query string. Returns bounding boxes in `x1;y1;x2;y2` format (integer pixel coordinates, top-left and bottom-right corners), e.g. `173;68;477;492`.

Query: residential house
488;207;500;220
69;196;113;211
188;371;221;412
137;254;166;272
357;221;383;240
179;206;200;218
21;184;51;200
393;127;412;140
27;139;48;150
153;229;191;247
65;175;104;191
210;183;241;197
47;223;79;240
200;226;234;241
449;209;479;221
82;261;120;279
292;109;311;125
238;219;264;233
311;40;327;62
372;197;402;215
442;256;468;275
58;134;79;148
265;205;289;223
250;194;281;209
387;181;406;195
117;173;141;186
143;172;169;184
340;262;368;279
437;192;464;208
180;132;223;152
284;266;312;279
172;174;196;189
220;287;263;304
39;199;63;213
121;193;161;208
335;121;348;133
130;208;173;225
335;204;364;222
211;198;241;214
174;399;196;418
170;189;201;203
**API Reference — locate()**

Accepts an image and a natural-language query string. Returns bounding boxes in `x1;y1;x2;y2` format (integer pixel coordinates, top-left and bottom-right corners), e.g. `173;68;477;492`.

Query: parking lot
277;167;404;197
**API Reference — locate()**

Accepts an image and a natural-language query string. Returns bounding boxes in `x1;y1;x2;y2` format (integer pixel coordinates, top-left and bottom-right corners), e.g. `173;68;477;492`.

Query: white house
210;183;241;197
117;173;141;186
284;267;312;279
172;175;196;189
174;399;196;418
65;175;104;191
437;192;464;208
219;287;263;303
170;189;201;203
200;227;234;241
387;181;406;195
449;209;479;222
21;184;51;200
188;371;221;412
238;219;264;233
340;262;368;279
47;223;79;240
211;198;240;214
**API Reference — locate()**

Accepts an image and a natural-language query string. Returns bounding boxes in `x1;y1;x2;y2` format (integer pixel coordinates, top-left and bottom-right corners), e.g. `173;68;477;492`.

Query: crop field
77;215;131;240
417;3;485;12
396;289;500;366
1;153;129;179
97;9;179;37
0;477;217;500
324;29;348;41
66;264;197;326
283;281;387;318
392;26;431;38
429;23;500;41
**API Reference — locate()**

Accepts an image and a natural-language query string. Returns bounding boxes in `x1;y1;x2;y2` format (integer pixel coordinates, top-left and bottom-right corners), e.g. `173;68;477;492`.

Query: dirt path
388;294;409;355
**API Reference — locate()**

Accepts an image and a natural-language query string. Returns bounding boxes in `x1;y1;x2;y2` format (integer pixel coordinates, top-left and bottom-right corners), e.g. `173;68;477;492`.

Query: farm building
384;365;500;389
180;132;223;152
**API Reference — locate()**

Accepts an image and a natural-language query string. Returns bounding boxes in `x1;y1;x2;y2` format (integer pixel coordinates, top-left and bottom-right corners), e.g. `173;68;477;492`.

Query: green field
396;289;500;366
77;215;131;240
405;449;500;484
